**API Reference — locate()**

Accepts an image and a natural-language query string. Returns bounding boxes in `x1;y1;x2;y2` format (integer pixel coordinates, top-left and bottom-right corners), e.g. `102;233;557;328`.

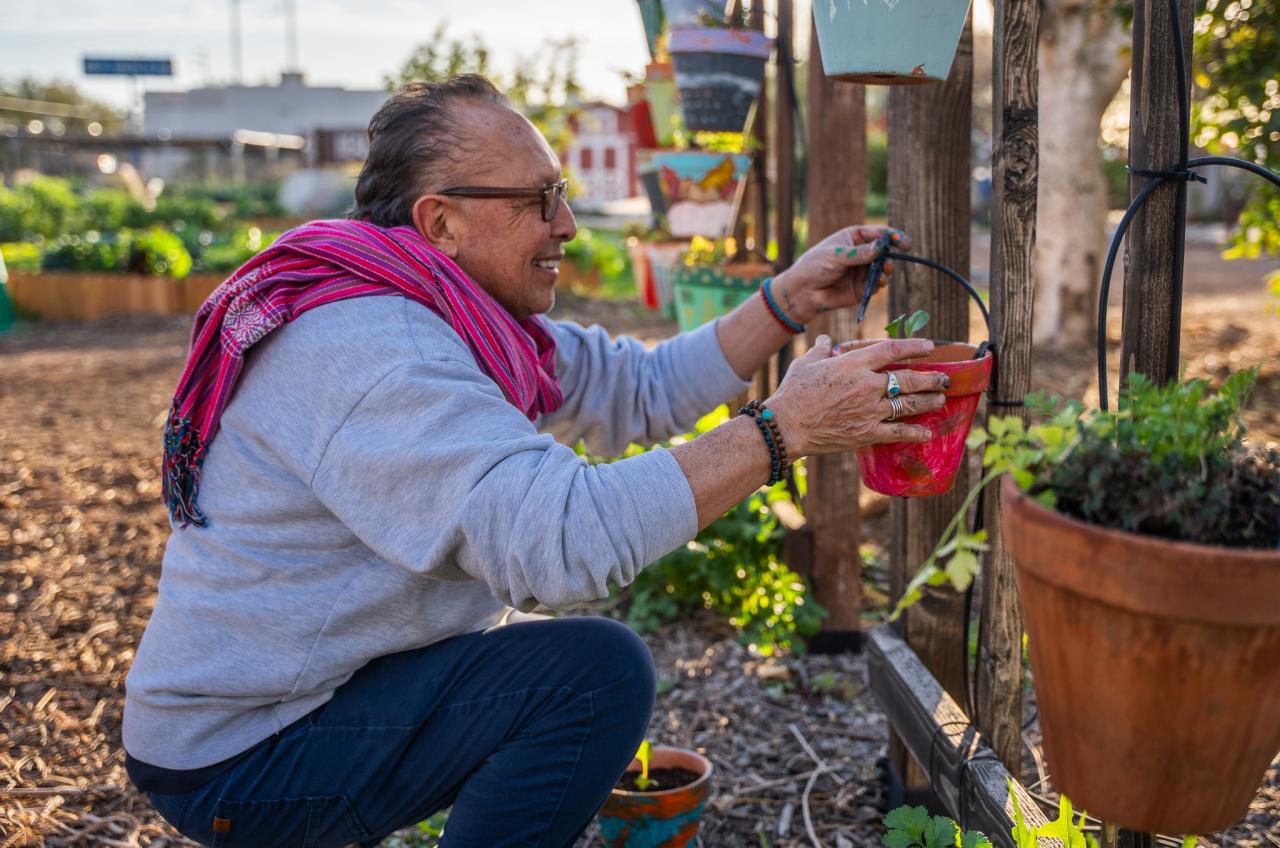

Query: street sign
83;57;173;77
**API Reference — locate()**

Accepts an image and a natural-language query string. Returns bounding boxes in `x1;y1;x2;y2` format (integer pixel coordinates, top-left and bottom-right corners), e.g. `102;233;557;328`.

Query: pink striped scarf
163;218;563;528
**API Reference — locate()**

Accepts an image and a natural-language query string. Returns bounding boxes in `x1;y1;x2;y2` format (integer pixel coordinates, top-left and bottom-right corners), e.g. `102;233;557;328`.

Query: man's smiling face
422;104;577;320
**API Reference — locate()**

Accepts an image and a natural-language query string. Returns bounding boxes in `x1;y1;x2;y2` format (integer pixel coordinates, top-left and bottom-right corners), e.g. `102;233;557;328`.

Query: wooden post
803;17;868;650
1114;2;1194;844
886;14;974;786
748;0;769;255
774;0;797;270
1120;0;1195;387
975;0;1039;776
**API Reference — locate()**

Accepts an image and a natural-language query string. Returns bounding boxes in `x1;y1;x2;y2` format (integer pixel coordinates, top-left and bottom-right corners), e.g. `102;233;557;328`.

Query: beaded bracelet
738;400;790;485
760;277;805;335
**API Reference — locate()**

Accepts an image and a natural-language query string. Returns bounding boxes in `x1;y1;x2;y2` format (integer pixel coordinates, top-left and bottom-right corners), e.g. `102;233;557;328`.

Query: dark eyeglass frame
439;178;569;223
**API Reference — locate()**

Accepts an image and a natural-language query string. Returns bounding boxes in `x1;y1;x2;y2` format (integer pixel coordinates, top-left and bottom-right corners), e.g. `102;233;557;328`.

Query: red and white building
565;102;639;207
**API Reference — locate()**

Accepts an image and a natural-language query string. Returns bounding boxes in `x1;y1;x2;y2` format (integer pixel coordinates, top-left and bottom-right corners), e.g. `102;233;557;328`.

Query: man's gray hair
349;75;512;227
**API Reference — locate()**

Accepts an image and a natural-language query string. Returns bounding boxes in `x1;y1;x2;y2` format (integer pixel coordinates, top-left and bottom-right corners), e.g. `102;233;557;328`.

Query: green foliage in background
1192;0;1279;258
0;242;42;273
42;227;194;279
582;407;826;656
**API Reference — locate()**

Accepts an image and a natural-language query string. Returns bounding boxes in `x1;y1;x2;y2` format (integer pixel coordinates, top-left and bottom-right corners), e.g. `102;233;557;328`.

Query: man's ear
411;195;459;258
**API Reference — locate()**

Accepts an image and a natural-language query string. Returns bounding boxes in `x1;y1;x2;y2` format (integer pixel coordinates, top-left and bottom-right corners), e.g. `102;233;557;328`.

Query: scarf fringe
162;405;209;529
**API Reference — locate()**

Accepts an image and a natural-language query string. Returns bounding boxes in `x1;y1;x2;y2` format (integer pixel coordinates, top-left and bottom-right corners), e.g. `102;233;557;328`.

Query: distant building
565;103;638;207
144;72;385;161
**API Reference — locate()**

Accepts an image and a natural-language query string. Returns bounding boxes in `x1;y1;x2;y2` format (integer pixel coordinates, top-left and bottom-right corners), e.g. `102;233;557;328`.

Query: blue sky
1;0;731;109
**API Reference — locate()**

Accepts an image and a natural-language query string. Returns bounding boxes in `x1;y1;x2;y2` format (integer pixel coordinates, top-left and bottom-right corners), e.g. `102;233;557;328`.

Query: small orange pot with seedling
597;741;714;848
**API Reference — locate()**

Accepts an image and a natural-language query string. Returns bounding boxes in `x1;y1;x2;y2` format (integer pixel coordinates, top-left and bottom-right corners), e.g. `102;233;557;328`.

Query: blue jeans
145;616;656;847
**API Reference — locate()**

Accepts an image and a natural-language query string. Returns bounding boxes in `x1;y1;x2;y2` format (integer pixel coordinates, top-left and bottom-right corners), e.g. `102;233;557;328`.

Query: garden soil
2;284;1277;847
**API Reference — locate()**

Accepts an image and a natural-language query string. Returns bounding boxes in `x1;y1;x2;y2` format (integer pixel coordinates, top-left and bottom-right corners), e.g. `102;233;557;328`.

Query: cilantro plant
886;310;930;340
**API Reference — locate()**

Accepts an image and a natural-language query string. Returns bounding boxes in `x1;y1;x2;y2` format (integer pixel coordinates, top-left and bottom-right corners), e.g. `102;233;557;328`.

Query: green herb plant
886;310;930;339
891;369;1279;620
580;406;827;655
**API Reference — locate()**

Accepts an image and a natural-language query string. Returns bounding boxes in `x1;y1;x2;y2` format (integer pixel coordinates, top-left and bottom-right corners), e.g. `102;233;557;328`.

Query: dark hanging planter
668;28;772;133
811;0;972;85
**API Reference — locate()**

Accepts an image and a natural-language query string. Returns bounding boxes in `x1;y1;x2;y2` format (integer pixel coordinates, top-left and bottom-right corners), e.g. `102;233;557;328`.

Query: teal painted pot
669;28;773;132
635;0;665;58
650;151;752;239
671;261;770;332
811;0;973;85
598;747;714;848
660;0;726;29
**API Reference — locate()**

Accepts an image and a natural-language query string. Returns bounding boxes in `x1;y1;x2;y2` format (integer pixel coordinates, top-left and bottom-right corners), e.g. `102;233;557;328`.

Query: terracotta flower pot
855;342;993;497
1001;476;1280;834
645;240;691;318
669;28;773;133
811;0;973;85
650;150;752;239
671;260;769;332
598;746;714;848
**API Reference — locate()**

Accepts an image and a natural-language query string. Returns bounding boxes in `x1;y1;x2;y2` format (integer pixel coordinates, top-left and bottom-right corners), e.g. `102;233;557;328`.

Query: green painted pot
644;63;680;148
811;0;972;85
671;261;770;332
0;253;14;334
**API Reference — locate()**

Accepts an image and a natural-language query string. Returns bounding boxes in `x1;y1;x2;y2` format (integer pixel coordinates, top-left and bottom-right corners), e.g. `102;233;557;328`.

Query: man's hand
769;225;909;325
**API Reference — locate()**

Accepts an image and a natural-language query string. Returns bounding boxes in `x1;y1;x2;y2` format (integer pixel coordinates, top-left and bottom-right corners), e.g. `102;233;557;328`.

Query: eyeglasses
439;179;569;223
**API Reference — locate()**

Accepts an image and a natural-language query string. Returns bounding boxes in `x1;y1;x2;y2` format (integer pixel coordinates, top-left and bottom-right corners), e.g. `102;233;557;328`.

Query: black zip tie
989;399;1026;408
1126;165;1207;184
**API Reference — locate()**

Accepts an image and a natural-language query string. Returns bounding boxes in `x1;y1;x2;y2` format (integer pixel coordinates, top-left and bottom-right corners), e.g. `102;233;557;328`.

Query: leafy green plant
583;406;827;655
131;227;193;279
893;370;1280;619
42;231;133;274
882;804;991;848
886;310;930;339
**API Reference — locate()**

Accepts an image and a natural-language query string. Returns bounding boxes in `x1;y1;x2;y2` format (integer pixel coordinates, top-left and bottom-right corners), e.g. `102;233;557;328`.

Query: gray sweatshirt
123;295;749;769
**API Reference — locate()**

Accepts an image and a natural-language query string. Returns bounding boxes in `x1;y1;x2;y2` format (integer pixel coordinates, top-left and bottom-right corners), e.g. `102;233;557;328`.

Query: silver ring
885;371;902;398
886;395;905;422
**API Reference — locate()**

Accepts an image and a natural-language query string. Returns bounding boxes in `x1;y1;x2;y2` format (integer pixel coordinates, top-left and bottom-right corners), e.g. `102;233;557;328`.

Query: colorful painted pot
811;0;973;85
598;746;714;848
855;343;992;497
669;28;772;132
635;0;665;58
650;151;751;239
671;260;770;332
660;0;726;29
626;237;660;310
644;63;680;148
645;240;691;319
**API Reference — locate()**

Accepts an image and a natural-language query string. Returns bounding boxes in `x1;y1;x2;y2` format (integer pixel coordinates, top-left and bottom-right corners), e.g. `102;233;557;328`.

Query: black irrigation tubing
883;250;993;339
1095;0;1280;412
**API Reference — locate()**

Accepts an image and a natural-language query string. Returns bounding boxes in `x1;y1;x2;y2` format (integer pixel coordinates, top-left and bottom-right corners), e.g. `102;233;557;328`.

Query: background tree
1191;0;1279;262
385;24;583;152
1033;1;1130;349
0;78;126;134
